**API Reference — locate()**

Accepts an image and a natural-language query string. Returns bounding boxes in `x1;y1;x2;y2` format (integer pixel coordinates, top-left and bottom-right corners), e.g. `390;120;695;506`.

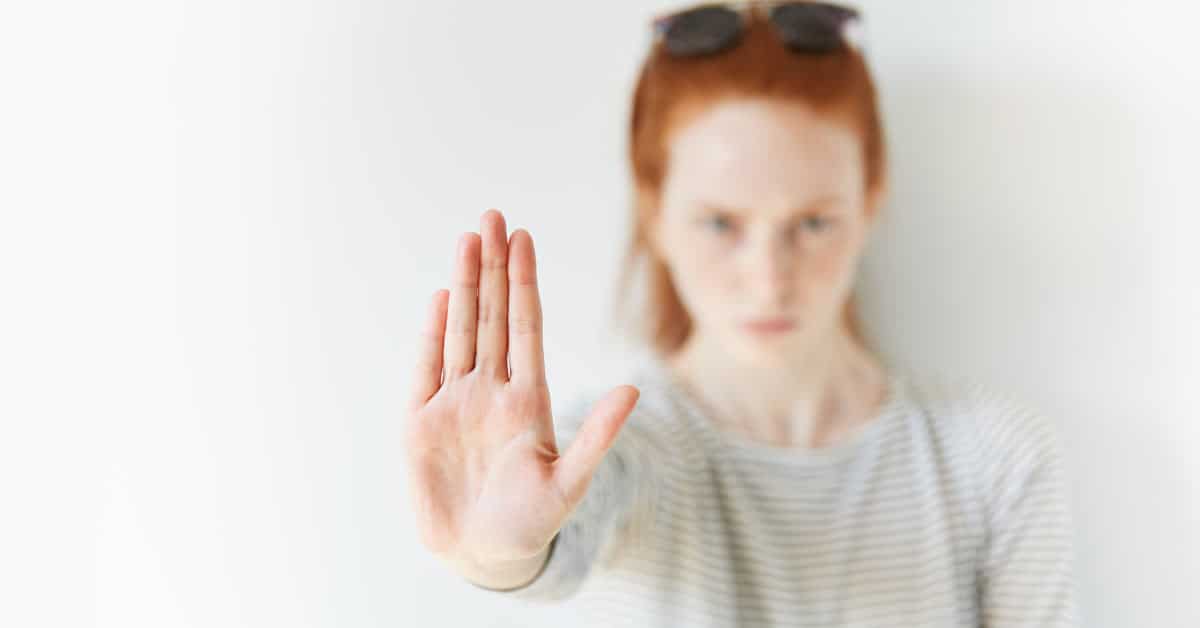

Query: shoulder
903;367;1061;452
902;367;1068;511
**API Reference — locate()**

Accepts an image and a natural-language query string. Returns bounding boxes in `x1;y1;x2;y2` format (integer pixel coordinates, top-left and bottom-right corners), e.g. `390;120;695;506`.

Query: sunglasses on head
651;1;863;57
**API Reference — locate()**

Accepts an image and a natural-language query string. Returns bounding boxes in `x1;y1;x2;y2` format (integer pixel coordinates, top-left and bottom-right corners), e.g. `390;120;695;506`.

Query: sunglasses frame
650;1;866;56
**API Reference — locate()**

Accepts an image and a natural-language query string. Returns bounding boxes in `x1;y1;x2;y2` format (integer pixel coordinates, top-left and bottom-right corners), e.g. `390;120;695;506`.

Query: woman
404;2;1078;626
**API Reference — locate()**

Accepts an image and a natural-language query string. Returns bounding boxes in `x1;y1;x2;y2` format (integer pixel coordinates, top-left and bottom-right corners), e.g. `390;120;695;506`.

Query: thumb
552;385;640;507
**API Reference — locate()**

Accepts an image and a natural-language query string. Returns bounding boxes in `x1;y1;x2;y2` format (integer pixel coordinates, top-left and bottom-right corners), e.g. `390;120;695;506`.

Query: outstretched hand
403;209;640;586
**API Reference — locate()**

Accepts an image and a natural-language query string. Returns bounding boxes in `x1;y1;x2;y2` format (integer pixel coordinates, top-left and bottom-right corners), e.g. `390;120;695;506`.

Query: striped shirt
481;355;1079;626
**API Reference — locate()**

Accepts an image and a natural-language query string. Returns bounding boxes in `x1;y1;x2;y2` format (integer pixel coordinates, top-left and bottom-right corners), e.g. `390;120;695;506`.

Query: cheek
806;245;845;280
672;241;740;301
800;233;861;288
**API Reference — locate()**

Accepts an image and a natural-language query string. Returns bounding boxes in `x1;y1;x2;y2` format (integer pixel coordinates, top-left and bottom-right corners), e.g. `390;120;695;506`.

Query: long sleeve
973;388;1080;626
472;387;665;602
465;366;1085;625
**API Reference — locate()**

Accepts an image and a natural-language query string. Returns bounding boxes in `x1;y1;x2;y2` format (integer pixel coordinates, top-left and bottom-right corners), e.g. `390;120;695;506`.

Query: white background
1;1;1197;626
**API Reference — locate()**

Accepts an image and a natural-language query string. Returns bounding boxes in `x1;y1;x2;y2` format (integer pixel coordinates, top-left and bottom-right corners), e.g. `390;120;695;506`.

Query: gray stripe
479;360;1078;626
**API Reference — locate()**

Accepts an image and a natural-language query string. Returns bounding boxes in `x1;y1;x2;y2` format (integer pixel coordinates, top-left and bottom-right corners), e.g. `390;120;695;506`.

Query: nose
743;227;795;307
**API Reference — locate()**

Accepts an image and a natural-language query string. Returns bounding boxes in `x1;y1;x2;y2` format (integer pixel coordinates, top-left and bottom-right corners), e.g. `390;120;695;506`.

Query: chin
725;331;797;366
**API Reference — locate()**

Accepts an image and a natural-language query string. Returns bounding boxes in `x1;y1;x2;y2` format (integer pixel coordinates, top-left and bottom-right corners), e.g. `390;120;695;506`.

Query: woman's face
651;98;880;364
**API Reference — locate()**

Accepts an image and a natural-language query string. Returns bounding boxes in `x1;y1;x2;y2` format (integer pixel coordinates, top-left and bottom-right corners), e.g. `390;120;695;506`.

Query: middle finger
475;209;510;380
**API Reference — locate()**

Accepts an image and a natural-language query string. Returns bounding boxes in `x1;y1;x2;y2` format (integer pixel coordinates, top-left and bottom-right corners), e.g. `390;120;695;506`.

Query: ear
645;212;666;260
864;175;889;226
636;186;666;257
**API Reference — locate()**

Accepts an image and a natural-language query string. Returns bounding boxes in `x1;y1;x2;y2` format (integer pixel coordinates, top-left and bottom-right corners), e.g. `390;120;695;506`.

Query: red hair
614;9;887;358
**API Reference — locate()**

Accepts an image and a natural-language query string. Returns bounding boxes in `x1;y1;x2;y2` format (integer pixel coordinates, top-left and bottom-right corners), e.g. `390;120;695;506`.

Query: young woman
404;3;1078;625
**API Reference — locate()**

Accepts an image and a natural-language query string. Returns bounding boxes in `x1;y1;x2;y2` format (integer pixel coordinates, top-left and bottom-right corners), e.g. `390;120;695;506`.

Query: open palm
404;209;640;580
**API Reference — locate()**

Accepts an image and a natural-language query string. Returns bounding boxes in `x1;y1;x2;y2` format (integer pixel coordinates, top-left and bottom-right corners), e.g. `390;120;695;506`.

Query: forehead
663;98;863;205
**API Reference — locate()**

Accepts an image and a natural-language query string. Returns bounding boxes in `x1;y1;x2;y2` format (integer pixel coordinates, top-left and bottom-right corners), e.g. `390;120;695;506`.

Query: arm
976;397;1080;626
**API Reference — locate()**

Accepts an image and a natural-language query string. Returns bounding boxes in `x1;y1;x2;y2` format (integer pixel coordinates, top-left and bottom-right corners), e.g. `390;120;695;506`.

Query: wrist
461;534;557;591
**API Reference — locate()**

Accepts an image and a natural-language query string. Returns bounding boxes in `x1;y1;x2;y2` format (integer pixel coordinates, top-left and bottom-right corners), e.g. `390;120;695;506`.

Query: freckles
804;256;839;283
682;248;736;294
803;236;854;273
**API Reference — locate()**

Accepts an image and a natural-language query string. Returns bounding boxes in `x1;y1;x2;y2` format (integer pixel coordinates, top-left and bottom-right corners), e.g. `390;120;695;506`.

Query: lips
742;317;796;333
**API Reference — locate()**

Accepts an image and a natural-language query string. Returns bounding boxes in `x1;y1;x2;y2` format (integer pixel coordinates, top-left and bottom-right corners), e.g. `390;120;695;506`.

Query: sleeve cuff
467;533;559;594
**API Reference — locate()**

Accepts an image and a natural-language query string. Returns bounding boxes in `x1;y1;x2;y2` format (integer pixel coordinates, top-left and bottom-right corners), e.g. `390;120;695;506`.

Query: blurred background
1;1;1197;626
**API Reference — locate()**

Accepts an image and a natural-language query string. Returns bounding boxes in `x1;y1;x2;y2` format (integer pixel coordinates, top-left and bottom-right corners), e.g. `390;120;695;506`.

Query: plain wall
0;1;1196;626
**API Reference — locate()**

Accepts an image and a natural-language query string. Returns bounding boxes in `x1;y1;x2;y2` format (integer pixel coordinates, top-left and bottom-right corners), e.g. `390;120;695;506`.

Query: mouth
741;317;796;335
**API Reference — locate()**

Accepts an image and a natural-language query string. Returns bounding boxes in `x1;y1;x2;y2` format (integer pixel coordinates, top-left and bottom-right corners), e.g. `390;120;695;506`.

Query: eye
799;215;834;233
702;213;737;234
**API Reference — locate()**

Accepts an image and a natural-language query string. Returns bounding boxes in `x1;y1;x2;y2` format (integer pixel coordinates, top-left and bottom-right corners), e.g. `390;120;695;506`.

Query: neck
666;322;888;449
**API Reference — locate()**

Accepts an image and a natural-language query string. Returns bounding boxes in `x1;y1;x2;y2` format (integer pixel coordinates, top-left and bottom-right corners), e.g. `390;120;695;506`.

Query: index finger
506;229;546;388
408;288;449;413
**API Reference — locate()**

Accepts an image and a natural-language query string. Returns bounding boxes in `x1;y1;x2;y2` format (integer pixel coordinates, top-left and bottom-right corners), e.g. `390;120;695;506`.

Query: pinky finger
408;289;450;412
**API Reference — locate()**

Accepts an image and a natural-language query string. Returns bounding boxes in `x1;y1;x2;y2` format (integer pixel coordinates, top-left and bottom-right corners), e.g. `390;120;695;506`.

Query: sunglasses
651;1;864;57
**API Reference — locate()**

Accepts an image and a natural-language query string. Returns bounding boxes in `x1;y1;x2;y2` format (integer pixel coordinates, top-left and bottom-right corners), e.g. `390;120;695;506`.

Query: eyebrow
699;196;846;215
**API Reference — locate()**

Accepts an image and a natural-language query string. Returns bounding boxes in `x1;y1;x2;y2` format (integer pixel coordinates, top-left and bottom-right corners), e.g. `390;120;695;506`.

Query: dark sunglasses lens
663;6;742;57
770;3;857;53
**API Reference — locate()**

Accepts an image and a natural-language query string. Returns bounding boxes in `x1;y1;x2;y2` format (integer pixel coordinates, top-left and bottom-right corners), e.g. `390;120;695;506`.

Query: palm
411;376;562;562
404;209;639;573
